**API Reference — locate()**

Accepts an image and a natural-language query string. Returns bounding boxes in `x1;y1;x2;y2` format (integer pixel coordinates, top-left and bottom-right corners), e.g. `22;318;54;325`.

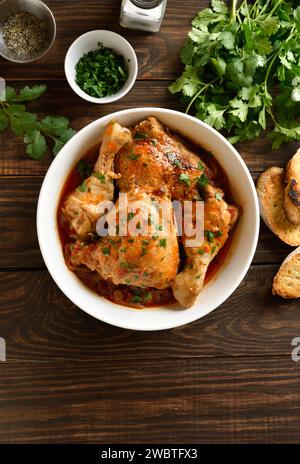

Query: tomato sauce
57;132;237;309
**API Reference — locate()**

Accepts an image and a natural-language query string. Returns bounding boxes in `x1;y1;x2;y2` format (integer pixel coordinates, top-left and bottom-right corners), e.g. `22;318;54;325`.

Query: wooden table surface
1;0;300;444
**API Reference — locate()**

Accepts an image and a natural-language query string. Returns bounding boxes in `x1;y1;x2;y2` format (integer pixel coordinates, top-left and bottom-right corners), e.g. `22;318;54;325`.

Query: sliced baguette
284;148;300;225
257;167;300;246
273;247;300;298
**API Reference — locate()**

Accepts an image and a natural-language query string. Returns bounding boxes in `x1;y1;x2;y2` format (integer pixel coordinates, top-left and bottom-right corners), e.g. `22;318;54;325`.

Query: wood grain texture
0;357;300;444
0;265;299;362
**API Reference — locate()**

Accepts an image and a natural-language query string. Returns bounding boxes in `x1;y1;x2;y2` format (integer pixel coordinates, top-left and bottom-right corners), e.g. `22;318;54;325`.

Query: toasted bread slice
257;167;300;246
284;148;300;225
273;247;300;298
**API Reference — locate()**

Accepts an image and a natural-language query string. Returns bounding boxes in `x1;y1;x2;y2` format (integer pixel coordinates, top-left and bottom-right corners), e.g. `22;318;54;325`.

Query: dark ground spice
2;11;47;57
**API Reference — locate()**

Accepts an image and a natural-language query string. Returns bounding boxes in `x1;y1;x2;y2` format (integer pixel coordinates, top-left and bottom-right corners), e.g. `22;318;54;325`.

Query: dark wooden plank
0;356;300;443
0;177;294;268
1;265;300;361
0;0;204;81
0;80;297;177
0;177;42;268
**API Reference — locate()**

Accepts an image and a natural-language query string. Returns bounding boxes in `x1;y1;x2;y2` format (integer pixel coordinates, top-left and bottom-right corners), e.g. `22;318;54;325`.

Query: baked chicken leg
171;184;239;307
62;121;131;240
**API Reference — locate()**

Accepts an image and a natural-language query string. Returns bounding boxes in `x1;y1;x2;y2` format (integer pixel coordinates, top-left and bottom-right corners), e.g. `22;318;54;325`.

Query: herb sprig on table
169;0;300;148
0;84;76;159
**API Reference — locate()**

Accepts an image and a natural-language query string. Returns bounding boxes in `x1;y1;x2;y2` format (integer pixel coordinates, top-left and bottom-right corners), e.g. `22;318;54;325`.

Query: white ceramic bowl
37;108;259;331
64;30;138;104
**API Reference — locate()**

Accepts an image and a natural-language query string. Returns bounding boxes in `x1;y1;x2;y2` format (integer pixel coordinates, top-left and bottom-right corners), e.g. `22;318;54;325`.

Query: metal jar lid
130;0;163;9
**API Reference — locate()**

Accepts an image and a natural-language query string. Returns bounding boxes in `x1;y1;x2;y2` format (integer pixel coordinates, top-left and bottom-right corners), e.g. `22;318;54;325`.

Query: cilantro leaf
24;130;47;160
211;0;228;14
204;104;226;130
0;110;8;131
18;85;47;101
0;84;75;159
39;115;70;136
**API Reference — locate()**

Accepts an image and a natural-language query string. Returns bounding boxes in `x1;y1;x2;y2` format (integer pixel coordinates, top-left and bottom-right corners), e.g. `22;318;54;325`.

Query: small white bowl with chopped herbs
64;30;138;104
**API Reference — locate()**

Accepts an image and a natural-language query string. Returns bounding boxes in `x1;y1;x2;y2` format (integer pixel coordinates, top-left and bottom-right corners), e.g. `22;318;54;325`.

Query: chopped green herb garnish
120;261;129;270
151;139;157;146
211;246;217;255
75;42;128;98
134;132;147;141
128;153;140;160
159;238;167;248
132;295;143;304
128;212;135;221
197;248;205;255
77;159;93;178
144;292;152;302
77;181;87;192
204;230;215;242
197;161;205;171
93;172;106;183
102;247;110;256
179;173;191;186
128;238;135;243
197;173;209;188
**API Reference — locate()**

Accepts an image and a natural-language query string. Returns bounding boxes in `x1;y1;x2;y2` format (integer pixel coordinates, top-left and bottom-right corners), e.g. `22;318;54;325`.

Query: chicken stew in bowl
58;117;239;309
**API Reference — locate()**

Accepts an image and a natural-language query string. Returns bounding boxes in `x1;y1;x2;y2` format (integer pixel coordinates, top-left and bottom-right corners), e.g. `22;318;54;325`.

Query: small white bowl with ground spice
64;30;138;104
0;0;56;63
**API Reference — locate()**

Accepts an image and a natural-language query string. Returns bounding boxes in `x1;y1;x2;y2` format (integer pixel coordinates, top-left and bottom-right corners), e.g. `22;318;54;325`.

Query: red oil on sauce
57;134;237;309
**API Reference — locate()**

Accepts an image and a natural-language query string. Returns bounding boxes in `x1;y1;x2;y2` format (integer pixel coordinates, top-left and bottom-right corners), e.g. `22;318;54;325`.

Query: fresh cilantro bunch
0;84;76;159
169;0;300;148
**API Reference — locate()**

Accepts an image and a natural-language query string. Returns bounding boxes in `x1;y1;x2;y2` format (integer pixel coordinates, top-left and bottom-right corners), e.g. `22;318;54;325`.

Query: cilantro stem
185;80;216;114
249;0;259;17
230;0;238;23
254;0;272;20
266;0;284;19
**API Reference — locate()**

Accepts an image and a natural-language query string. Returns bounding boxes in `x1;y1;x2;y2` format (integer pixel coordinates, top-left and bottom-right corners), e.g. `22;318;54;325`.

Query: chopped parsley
77;159;93;178
197;161;205;171
197;173;209;188
159;238;167;248
204;230;215;242
134;132;147;141
77;181;87;192
101;247;110;256
93;172;106;183
179;173;191;186
128;153;140;160
75;42;128;98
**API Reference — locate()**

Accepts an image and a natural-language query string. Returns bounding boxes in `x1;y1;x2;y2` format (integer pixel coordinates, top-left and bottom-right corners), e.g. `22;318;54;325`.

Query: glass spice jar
120;0;168;32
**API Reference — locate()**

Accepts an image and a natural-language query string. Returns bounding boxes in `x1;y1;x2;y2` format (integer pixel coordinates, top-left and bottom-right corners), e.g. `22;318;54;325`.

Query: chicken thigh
62;121;131;240
115;116;209;200
67;186;179;289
